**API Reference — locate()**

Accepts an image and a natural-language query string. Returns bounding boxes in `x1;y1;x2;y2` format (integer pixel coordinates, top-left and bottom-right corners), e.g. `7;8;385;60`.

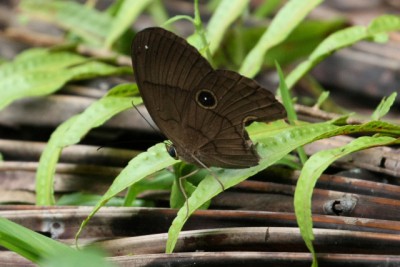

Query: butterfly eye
166;144;178;159
196;90;217;109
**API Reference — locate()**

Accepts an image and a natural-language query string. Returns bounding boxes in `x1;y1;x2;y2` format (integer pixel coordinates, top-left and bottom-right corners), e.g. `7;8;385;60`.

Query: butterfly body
132;27;286;168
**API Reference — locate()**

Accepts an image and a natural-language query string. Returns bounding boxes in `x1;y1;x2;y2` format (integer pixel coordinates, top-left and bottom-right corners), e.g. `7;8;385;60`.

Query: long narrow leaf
36;84;140;205
0;51;88;80
165;121;338;252
0;71;74;111
75;142;179;243
76;117;400;253
206;0;250;55
371;92;397;120
294;136;399;267
286;15;400;89
0;51;130;111
166;119;400;252
0;218;74;262
239;0;322;77
276;61;307;164
20;0;113;45
105;0;154;48
0;218;113;266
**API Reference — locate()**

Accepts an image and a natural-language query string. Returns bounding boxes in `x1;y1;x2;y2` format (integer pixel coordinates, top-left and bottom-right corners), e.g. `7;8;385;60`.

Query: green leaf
76;117;400;253
35;84;140;205
163;15;194;27
276;154;302;170
371;92;397;120
0;70;81;111
165;121;338;253
56;192;125;206
218;19;344;70
170;176;196;210
0;50;130;111
104;0;153;48
13;48;48;61
0;217;74;262
239;0;322;78
168;164;211;211
319;120;400;138
206;0;250;55
253;0;282;18
276;62;296;124
264;19;345;66
20;0;113;45
166;118;400;253
40;247;115;267
367;14;400;34
147;0;171;30
294;136;399;267
315;91;330;108
106;0;125;16
35;116;77;205
123;169;175;206
0;218;112;266
0;51;88;80
276;61;307;164
75;143;180;244
286;15;400;89
67;61;132;80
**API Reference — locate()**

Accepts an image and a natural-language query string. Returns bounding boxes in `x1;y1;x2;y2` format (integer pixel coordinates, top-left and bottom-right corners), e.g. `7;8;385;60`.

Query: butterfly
131;27;286;169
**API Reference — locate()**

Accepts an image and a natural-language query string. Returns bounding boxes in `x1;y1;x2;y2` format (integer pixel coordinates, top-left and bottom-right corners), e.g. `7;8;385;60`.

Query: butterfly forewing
132;27;212;92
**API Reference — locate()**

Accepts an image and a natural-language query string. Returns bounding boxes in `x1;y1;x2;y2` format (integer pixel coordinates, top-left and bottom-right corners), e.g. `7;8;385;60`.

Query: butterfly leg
191;155;225;191
178;169;199;219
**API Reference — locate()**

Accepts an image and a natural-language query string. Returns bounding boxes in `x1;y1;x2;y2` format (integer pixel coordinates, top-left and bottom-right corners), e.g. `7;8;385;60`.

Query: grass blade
104;0;153;48
371;92;397;120
286;15;400;89
239;0;322;78
294;136;399;266
36;84;140;205
206;0;250;55
20;0;113;45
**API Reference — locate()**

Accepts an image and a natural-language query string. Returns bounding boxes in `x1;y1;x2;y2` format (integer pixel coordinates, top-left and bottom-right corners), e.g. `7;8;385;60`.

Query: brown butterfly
131;27;286;169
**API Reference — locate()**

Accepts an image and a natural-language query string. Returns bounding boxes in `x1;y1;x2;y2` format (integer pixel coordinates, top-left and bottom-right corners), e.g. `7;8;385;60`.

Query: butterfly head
165;141;179;160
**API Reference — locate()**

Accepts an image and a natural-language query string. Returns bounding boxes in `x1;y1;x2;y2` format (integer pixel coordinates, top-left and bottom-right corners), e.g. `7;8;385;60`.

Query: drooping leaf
35;84;140;205
294;135;399;267
286;15;400;89
75;142;179;244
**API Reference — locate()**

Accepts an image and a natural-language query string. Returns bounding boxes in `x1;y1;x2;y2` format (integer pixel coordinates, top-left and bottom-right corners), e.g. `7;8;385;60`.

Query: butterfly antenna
97;140;142;151
131;101;165;140
96;102;165;151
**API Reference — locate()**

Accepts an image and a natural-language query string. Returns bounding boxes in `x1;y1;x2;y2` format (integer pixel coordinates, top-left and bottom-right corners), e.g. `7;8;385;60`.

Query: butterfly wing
132;27;286;168
132;27;213;148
